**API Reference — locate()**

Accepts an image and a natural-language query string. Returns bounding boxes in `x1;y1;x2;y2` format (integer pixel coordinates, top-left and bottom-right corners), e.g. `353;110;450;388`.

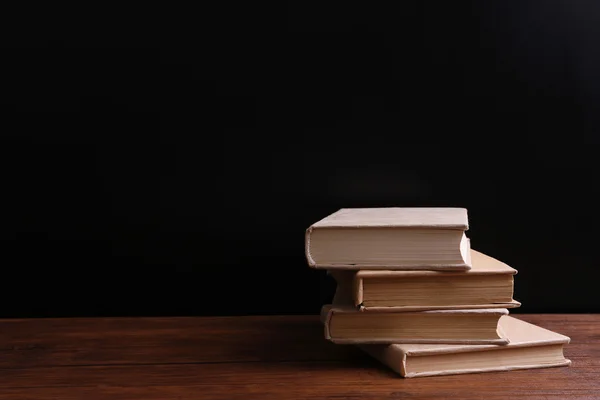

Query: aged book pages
321;304;509;345
329;248;520;312
359;316;571;378
306;208;471;270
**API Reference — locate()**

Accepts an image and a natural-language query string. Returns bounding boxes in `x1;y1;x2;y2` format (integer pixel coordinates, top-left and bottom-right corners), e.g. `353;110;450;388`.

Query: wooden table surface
0;314;596;399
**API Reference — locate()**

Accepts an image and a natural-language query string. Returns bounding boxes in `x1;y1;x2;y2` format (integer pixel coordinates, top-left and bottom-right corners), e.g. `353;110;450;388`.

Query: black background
2;2;599;317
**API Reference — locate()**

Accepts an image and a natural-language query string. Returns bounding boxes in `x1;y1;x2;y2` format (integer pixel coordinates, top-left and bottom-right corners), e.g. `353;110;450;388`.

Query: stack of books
306;207;571;378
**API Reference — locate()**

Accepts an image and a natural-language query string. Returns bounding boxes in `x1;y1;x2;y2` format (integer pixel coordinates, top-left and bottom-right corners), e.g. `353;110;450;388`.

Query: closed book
306;207;471;270
329;248;520;312
320;305;509;345
359;316;571;378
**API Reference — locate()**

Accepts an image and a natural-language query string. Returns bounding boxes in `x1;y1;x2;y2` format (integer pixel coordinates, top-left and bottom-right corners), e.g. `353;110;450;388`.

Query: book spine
354;275;364;308
305;226;317;267
320;305;334;340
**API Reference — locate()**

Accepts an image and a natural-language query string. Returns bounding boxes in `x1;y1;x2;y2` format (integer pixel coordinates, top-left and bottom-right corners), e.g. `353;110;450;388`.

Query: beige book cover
329;248;520;312
321;304;509;345
306;207;471;270
359;316;571;378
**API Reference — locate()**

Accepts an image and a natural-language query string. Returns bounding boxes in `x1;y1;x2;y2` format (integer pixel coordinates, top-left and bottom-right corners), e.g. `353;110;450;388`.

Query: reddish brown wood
0;314;596;399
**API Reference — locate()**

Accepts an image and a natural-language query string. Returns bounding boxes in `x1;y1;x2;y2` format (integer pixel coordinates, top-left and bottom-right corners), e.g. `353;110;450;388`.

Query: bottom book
359;316;571;378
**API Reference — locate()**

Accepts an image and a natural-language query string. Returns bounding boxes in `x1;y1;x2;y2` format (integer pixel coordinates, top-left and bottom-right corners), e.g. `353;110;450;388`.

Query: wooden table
0;314;596;399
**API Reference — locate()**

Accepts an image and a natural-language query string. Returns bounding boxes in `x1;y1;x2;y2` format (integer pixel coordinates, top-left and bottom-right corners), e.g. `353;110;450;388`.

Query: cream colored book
329;248;520;312
320;305;509;345
306;207;471;270
359;316;571;378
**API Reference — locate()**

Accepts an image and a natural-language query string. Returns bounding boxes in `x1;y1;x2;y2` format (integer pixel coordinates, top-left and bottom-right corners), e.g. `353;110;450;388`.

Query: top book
305;207;471;270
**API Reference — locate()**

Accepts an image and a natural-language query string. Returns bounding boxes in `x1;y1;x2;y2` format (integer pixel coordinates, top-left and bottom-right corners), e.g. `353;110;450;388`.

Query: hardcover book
329;248;520;312
359;316;571;378
320;304;509;345
306;207;471;270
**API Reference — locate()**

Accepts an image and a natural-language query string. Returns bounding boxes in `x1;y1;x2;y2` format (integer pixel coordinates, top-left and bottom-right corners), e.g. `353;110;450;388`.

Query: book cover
359;316;571;378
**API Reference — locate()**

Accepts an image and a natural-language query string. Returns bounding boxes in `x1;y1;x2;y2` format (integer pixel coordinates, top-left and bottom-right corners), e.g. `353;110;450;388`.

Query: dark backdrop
2;1;599;317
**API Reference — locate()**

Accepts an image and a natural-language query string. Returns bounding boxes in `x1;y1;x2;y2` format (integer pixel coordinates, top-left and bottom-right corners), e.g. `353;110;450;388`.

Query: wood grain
0;314;596;399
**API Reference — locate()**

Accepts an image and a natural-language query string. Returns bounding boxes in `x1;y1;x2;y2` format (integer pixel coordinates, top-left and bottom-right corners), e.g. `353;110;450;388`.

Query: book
329;248;521;312
359;316;571;378
320;305;509;345
305;207;471;270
